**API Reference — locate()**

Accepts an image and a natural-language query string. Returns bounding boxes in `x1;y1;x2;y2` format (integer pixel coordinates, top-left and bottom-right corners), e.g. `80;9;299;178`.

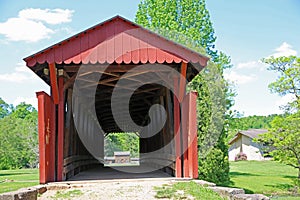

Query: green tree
258;55;300;182
257;113;300;181
262;56;300;111
135;0;231;184
0;98;12;118
11;102;36;119
105;132;139;157
0;101;38;169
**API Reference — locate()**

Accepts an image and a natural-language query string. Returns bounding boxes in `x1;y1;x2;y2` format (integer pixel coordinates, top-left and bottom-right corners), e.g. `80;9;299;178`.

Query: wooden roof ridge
23;15;209;67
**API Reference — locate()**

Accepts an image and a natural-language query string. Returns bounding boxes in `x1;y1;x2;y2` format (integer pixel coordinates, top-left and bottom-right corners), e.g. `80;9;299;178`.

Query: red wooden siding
57;77;64;181
173;77;182;177
182;92;198;179
24;16;208;67
36;92;56;184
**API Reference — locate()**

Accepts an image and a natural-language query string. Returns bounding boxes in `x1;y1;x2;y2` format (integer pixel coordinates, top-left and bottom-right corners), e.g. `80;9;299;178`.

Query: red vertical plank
54;46;63;64
37;52;46;64
188;92;198;179
49;63;59;105
106;25;115;64
57;77;64;181
173;77;182;178
80;32;89;53
36;92;56;184
96;26;108;64
46;49;55;64
179;62;187;103
173;55;183;63
181;94;189;178
27;58;37;67
97;41;107;64
165;52;174;63
139;29;148;63
182;92;199;179
49;97;56;182
156;49;166;63
148;47;157;64
114;33;123;64
131;36;140;64
72;37;82;64
36;92;46;184
88;28;100;64
122;33;132;64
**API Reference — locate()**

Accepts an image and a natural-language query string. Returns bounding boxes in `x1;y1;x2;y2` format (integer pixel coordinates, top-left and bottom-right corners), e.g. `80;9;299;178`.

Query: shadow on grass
0;172;34;177
229;171;259;177
283;175;297;179
243;188;255;194
265;183;295;190
221;181;254;194
223;184;254;194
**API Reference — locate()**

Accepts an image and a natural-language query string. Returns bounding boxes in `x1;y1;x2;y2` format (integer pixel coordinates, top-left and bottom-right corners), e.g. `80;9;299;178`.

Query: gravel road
38;178;174;200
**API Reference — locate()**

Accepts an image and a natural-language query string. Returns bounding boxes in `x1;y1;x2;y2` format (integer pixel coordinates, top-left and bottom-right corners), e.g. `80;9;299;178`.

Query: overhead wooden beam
49;63;59;104
77;69;120;78
63;73;77;91
63;70;70;79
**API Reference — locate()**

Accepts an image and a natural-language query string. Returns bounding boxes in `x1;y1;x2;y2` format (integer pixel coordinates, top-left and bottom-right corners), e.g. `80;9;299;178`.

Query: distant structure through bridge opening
24;16;208;184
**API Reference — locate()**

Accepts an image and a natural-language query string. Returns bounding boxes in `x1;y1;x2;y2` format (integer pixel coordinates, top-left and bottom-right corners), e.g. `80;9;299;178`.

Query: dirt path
38;179;174;200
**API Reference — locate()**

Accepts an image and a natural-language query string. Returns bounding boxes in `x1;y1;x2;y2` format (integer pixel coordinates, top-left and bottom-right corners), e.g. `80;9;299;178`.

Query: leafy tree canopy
262;56;300;112
0;99;38;169
135;0;232;185
0;98;12;118
258;55;300;182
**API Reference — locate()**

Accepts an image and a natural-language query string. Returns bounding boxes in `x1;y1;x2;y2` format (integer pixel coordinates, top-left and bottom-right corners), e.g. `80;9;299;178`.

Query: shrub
198;148;230;185
235;152;247;161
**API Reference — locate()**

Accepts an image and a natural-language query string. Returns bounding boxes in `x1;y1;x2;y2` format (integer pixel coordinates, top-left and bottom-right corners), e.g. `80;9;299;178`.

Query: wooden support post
173;77;182;177
57;76;64;181
36;92;56;184
188;92;198;179
49;63;59;104
182;92;198;178
182;95;189;178
178;62;187;103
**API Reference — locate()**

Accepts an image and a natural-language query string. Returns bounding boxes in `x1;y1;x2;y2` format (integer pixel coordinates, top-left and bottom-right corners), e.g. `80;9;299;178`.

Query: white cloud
0;8;74;42
236;61;257;69
0;17;54;42
236;60;266;71
15;62;29;73
224;71;257;84
13;97;38;108
0;62;35;83
19;8;74;25
271;42;297;58
275;93;296;108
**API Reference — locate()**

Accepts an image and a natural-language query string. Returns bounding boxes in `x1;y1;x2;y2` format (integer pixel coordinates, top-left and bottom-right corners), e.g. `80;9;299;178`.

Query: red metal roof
24;15;209;67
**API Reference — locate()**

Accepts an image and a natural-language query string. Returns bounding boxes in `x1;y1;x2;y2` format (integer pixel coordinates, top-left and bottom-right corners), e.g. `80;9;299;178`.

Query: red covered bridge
24;16;208;183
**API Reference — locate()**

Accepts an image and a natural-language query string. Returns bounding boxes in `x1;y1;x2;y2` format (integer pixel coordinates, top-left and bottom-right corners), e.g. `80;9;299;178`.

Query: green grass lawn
0;169;39;194
155;181;225;200
229;161;300;199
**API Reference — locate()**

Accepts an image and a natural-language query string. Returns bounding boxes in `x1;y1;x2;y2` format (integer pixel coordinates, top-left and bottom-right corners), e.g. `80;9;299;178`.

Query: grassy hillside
229;161;299;199
0;169;38;193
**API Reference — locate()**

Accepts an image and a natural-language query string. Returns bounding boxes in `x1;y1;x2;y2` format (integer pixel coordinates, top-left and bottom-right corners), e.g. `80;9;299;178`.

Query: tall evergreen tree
136;0;231;184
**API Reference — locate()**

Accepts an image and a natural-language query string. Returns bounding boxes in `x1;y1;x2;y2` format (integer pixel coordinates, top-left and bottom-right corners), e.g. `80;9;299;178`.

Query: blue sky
0;0;299;116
